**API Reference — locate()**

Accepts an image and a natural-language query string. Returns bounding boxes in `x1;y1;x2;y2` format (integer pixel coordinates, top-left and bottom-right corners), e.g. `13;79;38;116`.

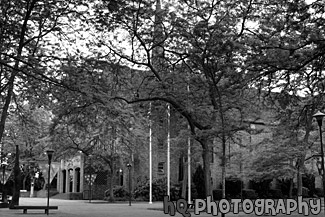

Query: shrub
170;184;181;201
302;187;309;198
251;179;274;198
193;165;205;199
104;186;130;201
113;186;130;198
225;179;243;199
242;189;258;199
212;189;222;200
292;187;310;198
133;177;167;201
213;188;257;200
268;189;283;199
315;188;323;197
302;174;315;197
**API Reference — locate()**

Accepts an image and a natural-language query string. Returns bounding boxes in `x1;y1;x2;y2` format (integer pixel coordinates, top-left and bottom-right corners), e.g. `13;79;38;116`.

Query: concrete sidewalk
0;198;181;217
0;198;324;217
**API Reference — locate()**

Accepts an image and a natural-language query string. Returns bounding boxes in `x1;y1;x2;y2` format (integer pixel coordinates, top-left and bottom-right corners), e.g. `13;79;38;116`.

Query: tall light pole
29;161;36;198
313;111;325;213
127;163;132;206
167;103;170;197
187;134;191;204
45;149;54;215
149;102;153;204
187;69;191;204
88;155;92;203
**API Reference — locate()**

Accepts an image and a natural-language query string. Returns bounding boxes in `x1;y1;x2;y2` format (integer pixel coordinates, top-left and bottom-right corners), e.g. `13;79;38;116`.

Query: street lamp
1;161;8;203
313;111;325;213
45;149;54;215
126;163;132;206
118;169;123;186
29;161;36;198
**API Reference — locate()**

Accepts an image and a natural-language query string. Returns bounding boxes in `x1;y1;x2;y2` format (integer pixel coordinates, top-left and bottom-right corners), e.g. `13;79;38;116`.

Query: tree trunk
296;152;306;197
181;160;188;199
9;145;21;208
221;136;226;200
289;178;293;198
108;163;115;202
297;166;302;197
202;143;211;197
109;176;114;201
2;184;8;203
0;0;36;145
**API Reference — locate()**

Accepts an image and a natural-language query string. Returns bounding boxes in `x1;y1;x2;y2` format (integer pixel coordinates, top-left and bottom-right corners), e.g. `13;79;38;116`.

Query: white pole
149;102;153;204
187;81;191;204
0;143;2;164
167;103;170;197
187;132;191;204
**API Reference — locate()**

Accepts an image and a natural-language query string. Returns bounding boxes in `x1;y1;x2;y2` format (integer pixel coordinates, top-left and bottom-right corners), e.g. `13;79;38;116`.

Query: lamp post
88;155;92;203
29;161;36;198
313;111;325;213
1;161;8;203
118;169;122;186
126;163;132;206
46;149;54;215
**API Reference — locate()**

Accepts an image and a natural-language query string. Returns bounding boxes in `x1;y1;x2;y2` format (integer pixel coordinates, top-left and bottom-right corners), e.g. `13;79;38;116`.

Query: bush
213;189;222;200
225;179;243;199
114;186;130;198
302;174;315;197
302;187;309;198
105;186;130;201
251;179;272;198
213;188;257;200
315;188;323;197
133;177;167;201
292;187;310;198
242;189;258;199
170;184;181;201
132;178;181;201
193;165;205;199
268;189;283;199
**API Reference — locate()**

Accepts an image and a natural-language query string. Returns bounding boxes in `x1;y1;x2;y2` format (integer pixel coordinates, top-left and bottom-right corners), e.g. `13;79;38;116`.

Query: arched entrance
59;155;84;195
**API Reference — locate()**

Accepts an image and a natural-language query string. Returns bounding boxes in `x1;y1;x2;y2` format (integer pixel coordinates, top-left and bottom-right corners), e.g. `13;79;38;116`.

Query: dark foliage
193;165;205;199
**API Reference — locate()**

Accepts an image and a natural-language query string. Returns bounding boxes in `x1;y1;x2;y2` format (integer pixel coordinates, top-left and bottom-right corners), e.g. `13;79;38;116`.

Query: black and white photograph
0;0;325;216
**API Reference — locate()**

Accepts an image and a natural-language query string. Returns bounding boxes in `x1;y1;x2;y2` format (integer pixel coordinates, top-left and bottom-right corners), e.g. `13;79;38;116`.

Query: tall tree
89;0;259;197
245;0;325;195
50;59;148;201
0;0;94;206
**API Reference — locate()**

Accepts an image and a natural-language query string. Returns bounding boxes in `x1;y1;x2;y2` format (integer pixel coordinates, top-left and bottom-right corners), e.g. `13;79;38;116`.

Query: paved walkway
0;198;324;217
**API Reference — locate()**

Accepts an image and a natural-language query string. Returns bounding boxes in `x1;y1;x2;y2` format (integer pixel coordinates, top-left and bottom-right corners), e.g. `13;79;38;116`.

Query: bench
11;205;58;214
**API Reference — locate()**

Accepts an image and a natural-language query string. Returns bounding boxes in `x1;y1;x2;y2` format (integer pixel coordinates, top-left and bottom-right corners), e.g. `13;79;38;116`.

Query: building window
158;162;164;174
